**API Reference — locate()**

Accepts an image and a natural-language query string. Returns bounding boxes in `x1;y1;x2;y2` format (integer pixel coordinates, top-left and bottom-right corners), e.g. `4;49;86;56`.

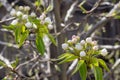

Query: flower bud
24;6;30;11
93;46;98;50
100;48;108;56
25;22;32;28
19;6;24;10
62;43;68;50
75;43;83;50
16;11;23;17
80;40;85;45
30;12;36;17
67;40;72;43
11;19;18;25
86;37;92;43
22;14;28;19
39;13;46;20
48;24;53;30
10;9;16;16
44;17;52;24
92;41;97;45
80;51;86;57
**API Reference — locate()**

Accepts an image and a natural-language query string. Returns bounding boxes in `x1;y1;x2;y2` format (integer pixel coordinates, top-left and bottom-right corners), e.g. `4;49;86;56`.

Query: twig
0;17;15;24
0;40;19;48
85;0;103;13
99;45;120;50
93;36;120;42
85;1;120;38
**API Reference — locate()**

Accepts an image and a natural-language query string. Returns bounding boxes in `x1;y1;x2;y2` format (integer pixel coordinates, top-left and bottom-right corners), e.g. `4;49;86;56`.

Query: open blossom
10;9;16;16
92;41;97;45
80;51;86;57
30;12;36;17
25;22;32;28
100;48;108;56
80;40;85;45
86;37;92;43
16;11;23;17
62;43;68;50
11;19;18;25
75;43;83;50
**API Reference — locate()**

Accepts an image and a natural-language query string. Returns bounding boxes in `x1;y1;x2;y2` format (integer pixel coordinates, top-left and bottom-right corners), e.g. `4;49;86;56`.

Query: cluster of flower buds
62;35;108;57
39;13;53;30
10;6;53;30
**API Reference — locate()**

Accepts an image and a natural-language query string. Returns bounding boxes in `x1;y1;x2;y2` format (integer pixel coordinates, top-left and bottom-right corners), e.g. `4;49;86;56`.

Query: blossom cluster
62;35;108;57
10;6;53;30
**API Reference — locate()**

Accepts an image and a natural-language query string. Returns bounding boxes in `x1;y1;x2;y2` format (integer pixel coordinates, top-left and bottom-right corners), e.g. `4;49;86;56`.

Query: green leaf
0;61;6;67
79;62;87;80
58;53;72;60
91;57;99;66
93;66;103;80
45;5;53;13
15;26;21;44
72;60;84;75
2;25;15;30
58;54;78;64
36;34;45;55
98;59;109;71
47;34;56;46
19;30;29;47
11;57;19;68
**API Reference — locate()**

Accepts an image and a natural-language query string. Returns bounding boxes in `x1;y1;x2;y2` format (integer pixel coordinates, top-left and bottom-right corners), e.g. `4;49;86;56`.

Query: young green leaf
58;54;78;64
58;53;72;60
93;66;103;80
79;62;87;80
47;34;56;46
15;26;21;44
72;60;84;75
36;34;45;55
98;59;109;71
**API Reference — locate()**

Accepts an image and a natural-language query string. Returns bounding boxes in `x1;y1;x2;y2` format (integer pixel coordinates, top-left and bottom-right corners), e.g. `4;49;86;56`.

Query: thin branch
99;45;120;50
0;40;19;48
85;1;120;38
0;17;15;24
85;0;103;13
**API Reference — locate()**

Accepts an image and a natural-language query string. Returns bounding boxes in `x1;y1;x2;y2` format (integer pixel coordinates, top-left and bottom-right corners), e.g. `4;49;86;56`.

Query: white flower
80;51;86;57
101;48;108;56
10;9;16;16
69;47;74;51
11;19;18;25
24;6;30;11
39;13;46;20
48;24;53;30
44;17;52;24
30;12;36;17
16;11;23;17
19;6;24;10
93;46;98;50
62;43;68;50
25;22;32;28
33;24;37;29
80;40;85;45
75;43;83;50
86;37;92;43
22;14;28;19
